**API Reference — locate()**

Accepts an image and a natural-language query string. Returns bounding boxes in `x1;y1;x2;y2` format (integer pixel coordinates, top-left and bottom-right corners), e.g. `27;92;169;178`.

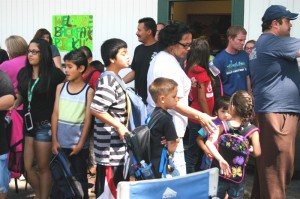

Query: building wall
244;0;300;41
0;0;158;64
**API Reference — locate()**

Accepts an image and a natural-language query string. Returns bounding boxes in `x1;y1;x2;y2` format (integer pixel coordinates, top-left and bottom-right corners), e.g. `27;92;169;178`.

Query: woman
185;38;215;173
16;38;65;199
34;28;62;69
0;35;28;93
147;22;216;176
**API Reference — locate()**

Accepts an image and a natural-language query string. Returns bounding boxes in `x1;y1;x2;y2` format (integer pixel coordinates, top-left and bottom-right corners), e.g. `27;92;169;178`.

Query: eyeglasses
27;49;40;55
177;42;192;49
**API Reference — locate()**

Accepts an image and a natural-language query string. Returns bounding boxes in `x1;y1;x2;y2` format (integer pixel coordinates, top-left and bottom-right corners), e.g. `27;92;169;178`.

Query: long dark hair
17;38;54;96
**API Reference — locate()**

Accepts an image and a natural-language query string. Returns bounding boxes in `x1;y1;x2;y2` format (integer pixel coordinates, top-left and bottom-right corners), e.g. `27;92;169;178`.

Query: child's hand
219;159;231;177
52;141;61;155
249;145;254;153
70;144;83;156
116;124;129;140
161;136;167;145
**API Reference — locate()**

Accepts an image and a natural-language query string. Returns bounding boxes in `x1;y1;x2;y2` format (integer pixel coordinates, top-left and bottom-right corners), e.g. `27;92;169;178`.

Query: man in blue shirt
249;5;300;199
213;25;251;96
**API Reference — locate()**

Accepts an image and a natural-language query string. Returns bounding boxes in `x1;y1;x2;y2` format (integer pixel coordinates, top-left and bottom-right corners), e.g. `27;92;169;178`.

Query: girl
185;38;215;173
206;90;261;199
16;38;65;199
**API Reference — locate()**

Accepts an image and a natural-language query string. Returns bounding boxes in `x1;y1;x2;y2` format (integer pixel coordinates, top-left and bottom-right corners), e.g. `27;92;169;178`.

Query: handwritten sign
52;15;93;52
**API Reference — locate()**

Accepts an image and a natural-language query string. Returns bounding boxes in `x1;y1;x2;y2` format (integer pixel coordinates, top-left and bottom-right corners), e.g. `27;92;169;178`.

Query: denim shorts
217;178;245;199
0;153;11;194
25;122;52;142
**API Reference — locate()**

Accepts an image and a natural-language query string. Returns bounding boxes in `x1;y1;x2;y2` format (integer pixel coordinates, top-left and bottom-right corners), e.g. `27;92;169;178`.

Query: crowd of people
0;4;300;199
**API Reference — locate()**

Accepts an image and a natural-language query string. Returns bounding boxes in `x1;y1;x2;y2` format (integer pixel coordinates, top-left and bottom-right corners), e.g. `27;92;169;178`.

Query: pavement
7;168;300;199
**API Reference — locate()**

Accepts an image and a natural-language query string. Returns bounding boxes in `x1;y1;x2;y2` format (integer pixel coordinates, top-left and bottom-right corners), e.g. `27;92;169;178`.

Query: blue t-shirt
249;33;300;113
214;50;249;96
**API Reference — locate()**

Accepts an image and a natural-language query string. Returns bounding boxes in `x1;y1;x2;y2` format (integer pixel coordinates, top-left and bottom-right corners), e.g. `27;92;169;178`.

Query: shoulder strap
147;109;165;130
100;71;131;127
84;69;97;84
221;120;230;134
240;123;260;138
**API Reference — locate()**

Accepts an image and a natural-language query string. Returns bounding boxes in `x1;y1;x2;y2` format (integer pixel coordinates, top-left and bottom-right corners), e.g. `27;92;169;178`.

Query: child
197;96;231;170
90;38;130;198
148;77;179;178
51;49;94;199
206;90;261;199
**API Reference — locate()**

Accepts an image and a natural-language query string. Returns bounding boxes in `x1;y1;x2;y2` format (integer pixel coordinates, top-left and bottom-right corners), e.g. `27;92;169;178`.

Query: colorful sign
52;15;93;52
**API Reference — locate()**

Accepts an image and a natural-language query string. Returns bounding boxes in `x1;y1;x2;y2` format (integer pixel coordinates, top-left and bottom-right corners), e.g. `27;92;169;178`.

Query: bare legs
24;137;52;199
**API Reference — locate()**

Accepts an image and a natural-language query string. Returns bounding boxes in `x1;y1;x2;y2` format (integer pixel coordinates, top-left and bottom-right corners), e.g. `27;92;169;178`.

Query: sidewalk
7;169;300;199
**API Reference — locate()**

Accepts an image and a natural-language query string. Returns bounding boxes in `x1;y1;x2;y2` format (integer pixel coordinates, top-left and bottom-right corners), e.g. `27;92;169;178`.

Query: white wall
244;0;300;41
0;0;158;64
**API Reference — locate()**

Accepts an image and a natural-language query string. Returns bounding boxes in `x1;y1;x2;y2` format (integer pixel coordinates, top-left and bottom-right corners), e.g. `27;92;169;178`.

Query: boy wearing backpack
51;49;94;199
206;90;261;199
148;77;179;178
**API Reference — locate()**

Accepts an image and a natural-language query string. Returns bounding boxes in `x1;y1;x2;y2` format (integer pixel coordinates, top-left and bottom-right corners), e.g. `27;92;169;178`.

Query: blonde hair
5;35;28;59
149;77;178;103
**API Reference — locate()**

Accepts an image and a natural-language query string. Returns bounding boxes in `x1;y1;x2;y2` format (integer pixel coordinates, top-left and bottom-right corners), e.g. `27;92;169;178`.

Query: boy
197;96;231;170
51;49;94;199
90;38;130;198
148;77;179;178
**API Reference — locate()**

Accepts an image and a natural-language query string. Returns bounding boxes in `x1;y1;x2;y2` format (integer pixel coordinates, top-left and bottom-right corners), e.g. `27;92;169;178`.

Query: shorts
0;153;11;194
25;121;52;142
217;178;245;199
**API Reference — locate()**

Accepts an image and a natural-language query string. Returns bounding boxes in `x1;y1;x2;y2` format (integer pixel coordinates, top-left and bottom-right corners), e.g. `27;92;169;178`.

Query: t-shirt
82;68;101;90
150;107;177;178
90;74;127;166
131;42;161;104
0;55;26;92
187;65;214;123
0;70;15;155
18;67;65;124
147;51;191;137
214;50;249;96
51;45;60;58
250;33;300;113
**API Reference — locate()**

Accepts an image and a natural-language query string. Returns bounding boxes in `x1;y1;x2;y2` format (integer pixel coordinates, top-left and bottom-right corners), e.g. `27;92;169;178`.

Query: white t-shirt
147;51;191;137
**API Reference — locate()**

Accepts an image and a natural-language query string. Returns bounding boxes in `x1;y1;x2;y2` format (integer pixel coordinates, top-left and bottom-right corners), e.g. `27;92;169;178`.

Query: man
0;70;15;199
123;17;161;104
213;25;251;96
249;5;300;199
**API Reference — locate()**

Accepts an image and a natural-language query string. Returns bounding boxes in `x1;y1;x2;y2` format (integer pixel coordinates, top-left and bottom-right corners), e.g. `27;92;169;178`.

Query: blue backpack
99;71;147;131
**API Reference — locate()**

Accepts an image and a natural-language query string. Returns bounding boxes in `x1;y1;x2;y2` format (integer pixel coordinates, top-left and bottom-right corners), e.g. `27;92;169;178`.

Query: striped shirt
90;75;127;166
57;82;90;149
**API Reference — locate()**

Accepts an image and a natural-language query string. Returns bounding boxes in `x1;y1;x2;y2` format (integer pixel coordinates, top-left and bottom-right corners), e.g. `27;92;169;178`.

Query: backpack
50;148;84;199
124;109;165;180
84;69;101;84
5;110;24;178
211;121;259;184
99;71;147;131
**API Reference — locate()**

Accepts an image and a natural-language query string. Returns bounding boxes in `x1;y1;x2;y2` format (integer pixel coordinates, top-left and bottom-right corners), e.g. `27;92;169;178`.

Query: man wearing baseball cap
249;5;300;199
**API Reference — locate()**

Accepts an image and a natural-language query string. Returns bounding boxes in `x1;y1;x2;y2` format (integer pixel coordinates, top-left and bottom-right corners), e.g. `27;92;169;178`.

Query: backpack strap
240;123;260;138
100;71;131;127
84;69;98;84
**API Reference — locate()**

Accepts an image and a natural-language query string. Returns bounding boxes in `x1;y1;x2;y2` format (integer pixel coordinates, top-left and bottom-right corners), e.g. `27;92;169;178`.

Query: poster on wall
52;15;93;52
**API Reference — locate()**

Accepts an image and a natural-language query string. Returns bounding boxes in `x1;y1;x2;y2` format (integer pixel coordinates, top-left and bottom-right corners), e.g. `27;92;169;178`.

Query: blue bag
49;149;84;199
99;71;147;131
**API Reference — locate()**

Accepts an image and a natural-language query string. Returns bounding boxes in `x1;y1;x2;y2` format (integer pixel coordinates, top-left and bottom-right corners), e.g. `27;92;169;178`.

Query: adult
123;17;161;104
244;40;256;56
0;71;15;199
16;39;65;199
147;22;216;176
249;5;300;199
0;48;9;64
213;25;251;96
33;28;62;69
0;35;28;93
155;22;165;41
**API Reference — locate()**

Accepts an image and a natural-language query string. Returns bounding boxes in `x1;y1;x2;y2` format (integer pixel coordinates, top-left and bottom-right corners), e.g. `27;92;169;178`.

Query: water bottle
209;61;220;76
140;160;155;179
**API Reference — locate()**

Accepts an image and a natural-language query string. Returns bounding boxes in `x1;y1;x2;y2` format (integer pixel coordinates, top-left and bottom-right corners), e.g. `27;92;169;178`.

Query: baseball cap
262;5;298;22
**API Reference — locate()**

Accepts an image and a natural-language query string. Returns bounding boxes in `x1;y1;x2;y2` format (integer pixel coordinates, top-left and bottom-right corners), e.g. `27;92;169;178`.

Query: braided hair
230;90;254;126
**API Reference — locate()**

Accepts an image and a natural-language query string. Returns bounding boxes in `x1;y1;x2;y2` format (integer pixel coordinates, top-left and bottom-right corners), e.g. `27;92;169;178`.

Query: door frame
157;0;244;26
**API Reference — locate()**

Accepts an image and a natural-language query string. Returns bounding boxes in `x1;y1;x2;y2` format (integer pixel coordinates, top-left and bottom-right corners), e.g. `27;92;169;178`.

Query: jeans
185;121;203;174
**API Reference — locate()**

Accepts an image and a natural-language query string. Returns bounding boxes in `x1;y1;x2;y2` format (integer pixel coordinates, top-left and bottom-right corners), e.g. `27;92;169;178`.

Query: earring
162;101;164;103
